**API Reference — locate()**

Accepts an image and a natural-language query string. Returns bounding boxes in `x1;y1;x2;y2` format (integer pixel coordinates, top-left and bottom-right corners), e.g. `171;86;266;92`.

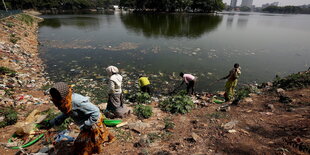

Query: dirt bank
0;13;52;154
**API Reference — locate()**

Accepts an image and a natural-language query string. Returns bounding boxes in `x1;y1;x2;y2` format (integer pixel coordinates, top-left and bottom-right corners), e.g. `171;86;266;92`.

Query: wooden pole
2;0;8;12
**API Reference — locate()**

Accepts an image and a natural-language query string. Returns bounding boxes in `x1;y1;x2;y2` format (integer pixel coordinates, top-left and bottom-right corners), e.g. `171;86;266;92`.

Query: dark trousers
186;80;195;95
141;85;151;95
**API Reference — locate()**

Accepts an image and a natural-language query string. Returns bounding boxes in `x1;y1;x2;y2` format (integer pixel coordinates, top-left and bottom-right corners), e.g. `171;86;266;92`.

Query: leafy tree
4;0;226;12
240;6;251;12
263;5;303;14
119;0;224;12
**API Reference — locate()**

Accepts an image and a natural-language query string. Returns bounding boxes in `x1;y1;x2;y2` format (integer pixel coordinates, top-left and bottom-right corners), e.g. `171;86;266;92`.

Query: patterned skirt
73;115;115;155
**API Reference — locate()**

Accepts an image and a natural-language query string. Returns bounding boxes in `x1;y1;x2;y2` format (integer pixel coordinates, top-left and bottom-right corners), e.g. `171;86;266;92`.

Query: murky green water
39;12;310;93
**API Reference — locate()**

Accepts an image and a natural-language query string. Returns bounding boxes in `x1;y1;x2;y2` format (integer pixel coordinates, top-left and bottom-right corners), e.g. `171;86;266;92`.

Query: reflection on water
237;16;249;28
226;15;234;28
120;14;223;38
40;16;100;30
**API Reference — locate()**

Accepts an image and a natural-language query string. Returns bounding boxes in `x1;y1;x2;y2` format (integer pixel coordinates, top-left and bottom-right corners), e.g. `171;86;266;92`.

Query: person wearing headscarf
220;63;242;102
105;66;130;118
49;82;115;155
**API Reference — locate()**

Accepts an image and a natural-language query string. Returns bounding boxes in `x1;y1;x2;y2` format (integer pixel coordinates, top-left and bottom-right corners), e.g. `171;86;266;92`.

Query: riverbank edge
0;13;51;107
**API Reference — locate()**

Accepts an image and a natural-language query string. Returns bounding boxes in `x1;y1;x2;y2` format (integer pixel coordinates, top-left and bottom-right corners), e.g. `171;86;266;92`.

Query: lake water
39;12;310;93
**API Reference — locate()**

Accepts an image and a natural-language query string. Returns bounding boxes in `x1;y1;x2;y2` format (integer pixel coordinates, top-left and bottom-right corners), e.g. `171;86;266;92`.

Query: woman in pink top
179;72;196;95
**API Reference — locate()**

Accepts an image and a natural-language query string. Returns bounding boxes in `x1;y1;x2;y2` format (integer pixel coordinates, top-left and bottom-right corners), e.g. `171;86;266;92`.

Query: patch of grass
40;109;73;131
140;149;150;155
0;66;17;75
5;89;13;96
163;117;175;131
207;112;228;119
273;72;310;90
56;118;74;131
147;132;161;143
134;104;153;119
235;87;251;101
41;109;58;120
112;128;132;142
18;14;34;26
6;22;15;28
9;36;20;44
159;94;194;114
147;132;172;143
0;107;18;128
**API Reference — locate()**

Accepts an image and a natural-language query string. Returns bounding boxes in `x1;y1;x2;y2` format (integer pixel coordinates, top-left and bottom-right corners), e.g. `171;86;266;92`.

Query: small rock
128;121;150;133
267;104;275;111
134;135;150;147
217;91;225;96
38;146;50;153
0;90;5;96
276;88;285;95
0;116;5;122
217;105;230;112
223;120;238;130
191;133;202;142
244;97;253;103
97;103;107;110
228;129;237;133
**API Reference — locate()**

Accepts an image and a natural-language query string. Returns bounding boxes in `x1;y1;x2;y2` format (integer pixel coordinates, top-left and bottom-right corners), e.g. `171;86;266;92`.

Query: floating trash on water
103;42;139;51
210;49;216;52
84;57;91;59
194;48;201;52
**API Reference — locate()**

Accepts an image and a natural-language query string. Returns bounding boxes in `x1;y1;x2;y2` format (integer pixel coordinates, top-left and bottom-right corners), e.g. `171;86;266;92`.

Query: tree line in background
119;0;225;12
1;0;120;10
1;0;225;13
262;5;310;14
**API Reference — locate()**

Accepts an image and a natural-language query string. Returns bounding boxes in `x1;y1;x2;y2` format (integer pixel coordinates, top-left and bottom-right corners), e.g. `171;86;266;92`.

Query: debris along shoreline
0;13;52;154
0;13;50;106
1;13;310;155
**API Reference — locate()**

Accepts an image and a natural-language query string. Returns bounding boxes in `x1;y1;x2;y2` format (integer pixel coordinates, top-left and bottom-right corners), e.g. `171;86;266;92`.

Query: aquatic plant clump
134;104;153;119
159;95;194;114
273;72;310;90
127;92;151;104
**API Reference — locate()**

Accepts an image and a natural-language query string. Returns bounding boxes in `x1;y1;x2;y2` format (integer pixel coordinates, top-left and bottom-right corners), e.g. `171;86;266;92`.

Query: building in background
241;0;253;8
230;0;238;8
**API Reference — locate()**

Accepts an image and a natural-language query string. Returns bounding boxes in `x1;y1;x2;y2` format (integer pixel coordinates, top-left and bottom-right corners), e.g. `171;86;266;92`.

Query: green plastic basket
212;96;225;104
103;120;122;127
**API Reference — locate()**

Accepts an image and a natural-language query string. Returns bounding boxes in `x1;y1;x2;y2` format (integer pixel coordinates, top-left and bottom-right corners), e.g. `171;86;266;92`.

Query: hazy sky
222;0;310;7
